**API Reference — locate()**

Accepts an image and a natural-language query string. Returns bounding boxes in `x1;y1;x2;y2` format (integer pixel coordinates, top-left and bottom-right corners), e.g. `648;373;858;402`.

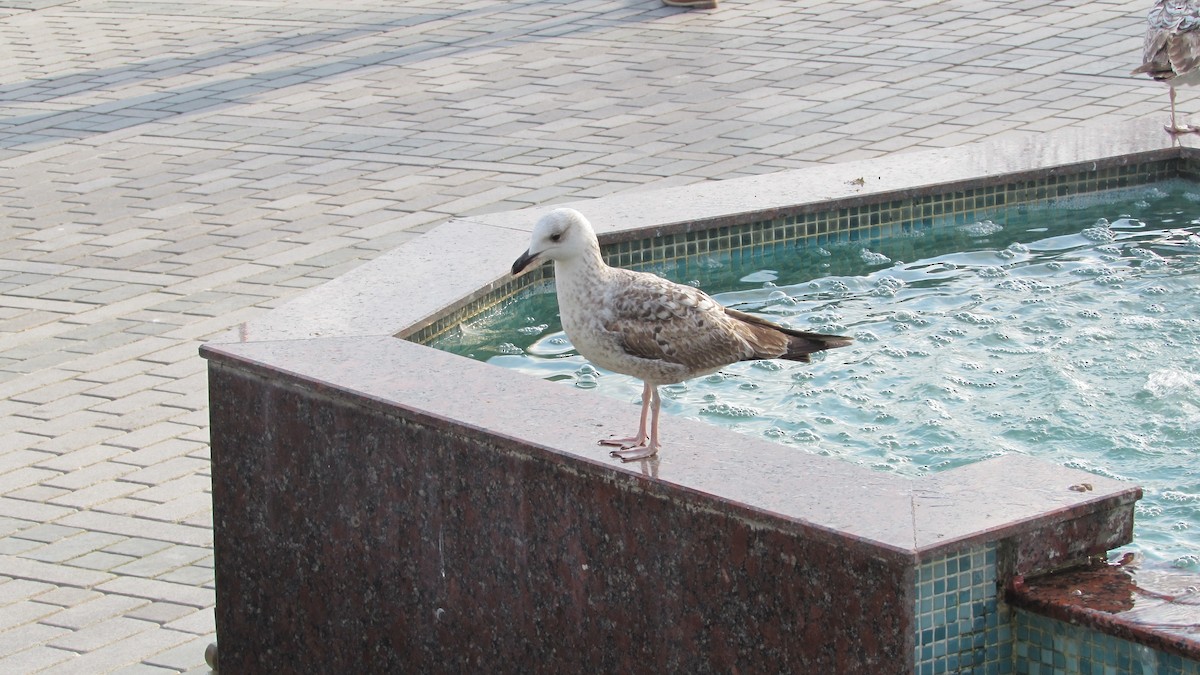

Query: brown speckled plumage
1134;0;1200;132
511;208;851;461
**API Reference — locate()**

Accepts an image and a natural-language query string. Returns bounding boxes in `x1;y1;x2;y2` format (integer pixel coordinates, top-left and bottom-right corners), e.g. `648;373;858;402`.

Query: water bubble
767;290;796;305
954;311;1001;325
977;266;1009;278
496;342;524;355
871;276;906;297
997;278;1033;292
1136;503;1164;516
752;360;784;371
1162;491;1200;503
1174;554;1200;570
1119;316;1159;330
961;219;1003;236
792;429;820;442
574;373;597;389
1143;369;1198;398
699;402;760;418
662;383;688;396
517;323;548;336
855;330;880;342
1081;226;1116;243
860;248;891;265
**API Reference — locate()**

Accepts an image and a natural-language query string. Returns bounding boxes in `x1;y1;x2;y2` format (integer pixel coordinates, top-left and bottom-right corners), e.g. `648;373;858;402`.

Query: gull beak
511;249;542;276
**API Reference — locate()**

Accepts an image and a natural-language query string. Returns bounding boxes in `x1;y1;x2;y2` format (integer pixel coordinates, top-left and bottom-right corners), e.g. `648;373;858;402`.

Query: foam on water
436;182;1200;566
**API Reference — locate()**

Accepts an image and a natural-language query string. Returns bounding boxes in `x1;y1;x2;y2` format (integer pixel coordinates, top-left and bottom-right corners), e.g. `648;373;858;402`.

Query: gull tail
725;307;853;363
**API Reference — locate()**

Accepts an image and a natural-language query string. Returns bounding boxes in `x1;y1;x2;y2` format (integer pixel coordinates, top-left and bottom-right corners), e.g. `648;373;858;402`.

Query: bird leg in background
601;382;661;461
1167;86;1198;134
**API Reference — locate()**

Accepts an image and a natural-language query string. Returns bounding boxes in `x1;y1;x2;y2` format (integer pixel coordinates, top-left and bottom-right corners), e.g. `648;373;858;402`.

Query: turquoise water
435;182;1200;567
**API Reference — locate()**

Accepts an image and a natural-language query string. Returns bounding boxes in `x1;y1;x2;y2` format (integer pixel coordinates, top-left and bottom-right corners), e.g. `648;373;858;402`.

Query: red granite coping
1008;556;1200;662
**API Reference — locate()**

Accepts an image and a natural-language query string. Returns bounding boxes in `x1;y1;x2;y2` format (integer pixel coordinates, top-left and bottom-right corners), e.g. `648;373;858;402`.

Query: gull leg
600;381;651;450
609;386;662;462
1165;87;1197;134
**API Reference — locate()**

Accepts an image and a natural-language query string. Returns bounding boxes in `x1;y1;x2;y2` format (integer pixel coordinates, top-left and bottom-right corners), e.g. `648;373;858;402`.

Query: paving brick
0;600;58;631
140;633;213;671
111;545;210;579
47;616;158;653
0;554;114;589
95;577;213;609
56;511;211;547
33;587;103;608
19;531;126;564
124;601;196;626
0;578;56;605
0;621;70;658
39;627;194;674
0;467;61;496
67;551;139;573
40;594;150;631
0;644;75;672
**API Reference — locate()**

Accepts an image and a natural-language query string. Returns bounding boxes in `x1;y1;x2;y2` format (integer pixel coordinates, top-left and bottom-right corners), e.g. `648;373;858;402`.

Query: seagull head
511;208;599;276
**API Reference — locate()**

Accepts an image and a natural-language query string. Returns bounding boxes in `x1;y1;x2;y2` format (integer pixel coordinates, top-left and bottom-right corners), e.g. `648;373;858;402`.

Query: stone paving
0;0;1181;671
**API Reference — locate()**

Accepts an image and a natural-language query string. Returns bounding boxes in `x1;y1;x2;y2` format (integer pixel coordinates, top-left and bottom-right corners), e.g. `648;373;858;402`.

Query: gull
1134;0;1200;134
510;208;853;461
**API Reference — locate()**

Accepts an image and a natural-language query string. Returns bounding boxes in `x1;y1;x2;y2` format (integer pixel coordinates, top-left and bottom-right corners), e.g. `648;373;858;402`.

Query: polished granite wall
207;359;913;672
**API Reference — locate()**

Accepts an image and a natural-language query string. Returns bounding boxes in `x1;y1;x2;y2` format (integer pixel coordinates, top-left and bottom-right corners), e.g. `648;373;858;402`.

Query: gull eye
550;232;562;243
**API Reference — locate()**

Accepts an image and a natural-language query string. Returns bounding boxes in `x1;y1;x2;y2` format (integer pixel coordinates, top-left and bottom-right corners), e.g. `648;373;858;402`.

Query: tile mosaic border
915;544;1011;675
1014;609;1200;675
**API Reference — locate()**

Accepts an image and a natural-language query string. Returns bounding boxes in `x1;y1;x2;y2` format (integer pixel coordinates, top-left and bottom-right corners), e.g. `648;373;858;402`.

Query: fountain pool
436;181;1200;567
202;120;1197;672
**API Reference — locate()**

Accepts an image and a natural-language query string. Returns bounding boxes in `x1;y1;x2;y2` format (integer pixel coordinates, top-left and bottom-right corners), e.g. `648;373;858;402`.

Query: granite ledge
1008;558;1200;663
201;332;1139;564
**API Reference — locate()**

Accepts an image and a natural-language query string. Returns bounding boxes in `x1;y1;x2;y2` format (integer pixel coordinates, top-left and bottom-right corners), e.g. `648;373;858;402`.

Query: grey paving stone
39;594;151;631
0;644;75;672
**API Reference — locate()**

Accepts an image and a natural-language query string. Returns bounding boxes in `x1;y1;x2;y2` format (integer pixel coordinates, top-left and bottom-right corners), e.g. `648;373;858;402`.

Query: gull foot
599;436;648;450
1165;123;1200;135
608;444;659;462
